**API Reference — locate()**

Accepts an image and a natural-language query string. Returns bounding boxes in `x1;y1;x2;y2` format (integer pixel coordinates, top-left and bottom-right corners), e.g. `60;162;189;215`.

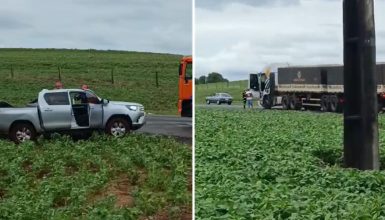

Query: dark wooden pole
343;0;379;170
111;67;115;84
58;66;62;81
155;71;159;88
10;65;14;79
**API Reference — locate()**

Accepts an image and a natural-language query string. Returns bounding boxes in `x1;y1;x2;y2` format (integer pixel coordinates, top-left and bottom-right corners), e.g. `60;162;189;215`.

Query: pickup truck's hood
109;101;143;107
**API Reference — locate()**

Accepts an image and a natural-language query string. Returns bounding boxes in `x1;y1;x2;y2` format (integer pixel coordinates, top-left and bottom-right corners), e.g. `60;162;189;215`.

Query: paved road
136;115;192;145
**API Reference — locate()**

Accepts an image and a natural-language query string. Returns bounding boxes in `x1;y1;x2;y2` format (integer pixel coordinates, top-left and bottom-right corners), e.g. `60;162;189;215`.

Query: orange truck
178;56;192;117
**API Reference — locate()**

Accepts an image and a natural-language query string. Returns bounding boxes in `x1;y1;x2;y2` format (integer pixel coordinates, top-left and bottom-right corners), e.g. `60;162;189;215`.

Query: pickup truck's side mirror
102;99;109;105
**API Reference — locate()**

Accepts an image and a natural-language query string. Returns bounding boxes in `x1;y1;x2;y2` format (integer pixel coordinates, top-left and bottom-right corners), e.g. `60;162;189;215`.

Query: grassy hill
195;80;248;104
0;48;183;115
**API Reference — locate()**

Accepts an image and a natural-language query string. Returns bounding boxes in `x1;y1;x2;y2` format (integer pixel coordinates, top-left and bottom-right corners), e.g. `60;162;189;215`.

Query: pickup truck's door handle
44;109;53;112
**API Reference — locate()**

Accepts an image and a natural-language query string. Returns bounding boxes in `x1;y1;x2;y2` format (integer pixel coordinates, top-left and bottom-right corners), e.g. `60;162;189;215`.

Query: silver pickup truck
0;89;146;143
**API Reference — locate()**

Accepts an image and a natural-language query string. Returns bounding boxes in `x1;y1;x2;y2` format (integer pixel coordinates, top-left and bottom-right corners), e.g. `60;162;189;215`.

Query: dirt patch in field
137;168;148;185
21;160;33;173
141;206;192;220
65;163;79;175
0;188;6;199
36;168;51;179
87;162;100;173
53;196;70;208
90;174;134;208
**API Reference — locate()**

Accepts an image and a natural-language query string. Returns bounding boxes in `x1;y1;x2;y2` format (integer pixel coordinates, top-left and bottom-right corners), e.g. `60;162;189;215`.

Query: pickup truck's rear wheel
9;122;36;144
106;117;130;137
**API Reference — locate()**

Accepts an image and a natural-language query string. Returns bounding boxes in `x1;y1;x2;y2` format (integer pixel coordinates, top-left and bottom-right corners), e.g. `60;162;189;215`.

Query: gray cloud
196;0;385;80
0;0;192;55
0;13;32;30
196;0;300;10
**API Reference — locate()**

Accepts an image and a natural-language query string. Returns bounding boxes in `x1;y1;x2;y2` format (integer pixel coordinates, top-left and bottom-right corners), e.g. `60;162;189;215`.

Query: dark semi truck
249;63;385;112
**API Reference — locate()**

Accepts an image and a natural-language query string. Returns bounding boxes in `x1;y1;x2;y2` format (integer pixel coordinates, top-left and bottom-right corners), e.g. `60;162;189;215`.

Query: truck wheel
206;100;210;105
9;122;37;144
216;100;221;105
262;95;272;109
282;95;289;110
106;117;131;137
329;95;338;112
181;100;192;117
289;95;296;110
321;95;329;112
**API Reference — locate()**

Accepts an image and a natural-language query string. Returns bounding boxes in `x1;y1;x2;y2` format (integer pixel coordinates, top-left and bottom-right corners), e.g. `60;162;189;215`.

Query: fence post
156;71;159;88
10;65;14;79
58;66;62;81
111;67;115;84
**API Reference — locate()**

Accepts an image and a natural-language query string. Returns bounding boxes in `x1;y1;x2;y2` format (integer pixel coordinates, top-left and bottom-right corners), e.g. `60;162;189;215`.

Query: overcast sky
0;0;192;55
196;0;385;80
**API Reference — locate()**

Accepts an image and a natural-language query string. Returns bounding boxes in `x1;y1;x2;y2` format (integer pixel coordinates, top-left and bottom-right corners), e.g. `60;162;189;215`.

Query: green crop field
0;48;184;115
195;80;248;105
196;108;385;219
0;134;191;219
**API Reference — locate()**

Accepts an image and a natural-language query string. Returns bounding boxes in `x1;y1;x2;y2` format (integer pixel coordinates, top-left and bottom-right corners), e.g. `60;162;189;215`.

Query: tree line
195;72;229;84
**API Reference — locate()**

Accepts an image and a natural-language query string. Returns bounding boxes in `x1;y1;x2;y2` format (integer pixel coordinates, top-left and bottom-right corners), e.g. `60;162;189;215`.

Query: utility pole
343;0;379;170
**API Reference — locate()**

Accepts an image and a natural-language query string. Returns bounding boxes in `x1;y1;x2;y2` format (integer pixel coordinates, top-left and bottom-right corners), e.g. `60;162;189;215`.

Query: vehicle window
44;92;70;105
185;63;192;80
70;92;88;105
85;91;101;104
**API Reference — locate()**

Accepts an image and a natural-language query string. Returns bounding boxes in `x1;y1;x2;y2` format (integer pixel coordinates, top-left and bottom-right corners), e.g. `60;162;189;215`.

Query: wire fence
1;64;165;88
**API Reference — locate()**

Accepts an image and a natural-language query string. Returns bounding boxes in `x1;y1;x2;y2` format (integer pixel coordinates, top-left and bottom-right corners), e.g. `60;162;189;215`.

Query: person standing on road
242;90;247;109
246;89;253;108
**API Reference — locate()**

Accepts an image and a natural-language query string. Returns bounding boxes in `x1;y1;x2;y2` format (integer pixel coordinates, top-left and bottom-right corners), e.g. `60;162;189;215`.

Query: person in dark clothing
242;90;247;109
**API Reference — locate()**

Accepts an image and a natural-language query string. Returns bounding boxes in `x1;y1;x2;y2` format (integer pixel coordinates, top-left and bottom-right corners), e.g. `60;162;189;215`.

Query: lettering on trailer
293;71;306;82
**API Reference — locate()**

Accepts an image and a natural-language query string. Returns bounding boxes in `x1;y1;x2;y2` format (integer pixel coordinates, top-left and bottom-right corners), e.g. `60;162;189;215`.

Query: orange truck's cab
178;56;192;117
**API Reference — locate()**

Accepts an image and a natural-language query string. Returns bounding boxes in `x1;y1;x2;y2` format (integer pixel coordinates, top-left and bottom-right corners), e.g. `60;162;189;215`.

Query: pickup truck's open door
69;90;103;129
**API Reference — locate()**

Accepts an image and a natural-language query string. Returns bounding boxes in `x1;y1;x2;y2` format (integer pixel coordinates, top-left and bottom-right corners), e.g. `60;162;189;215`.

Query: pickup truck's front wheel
106;117;131;137
9;122;37;144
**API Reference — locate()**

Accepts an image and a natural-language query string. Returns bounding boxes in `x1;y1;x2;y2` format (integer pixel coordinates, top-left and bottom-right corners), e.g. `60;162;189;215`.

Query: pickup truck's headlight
126;105;138;111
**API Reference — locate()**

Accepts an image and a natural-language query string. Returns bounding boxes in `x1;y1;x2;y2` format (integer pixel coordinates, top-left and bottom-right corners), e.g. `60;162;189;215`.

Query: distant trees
195;72;228;84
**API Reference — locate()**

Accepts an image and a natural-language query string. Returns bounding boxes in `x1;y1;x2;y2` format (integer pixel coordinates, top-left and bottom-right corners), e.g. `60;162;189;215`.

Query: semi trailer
249;63;385;112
